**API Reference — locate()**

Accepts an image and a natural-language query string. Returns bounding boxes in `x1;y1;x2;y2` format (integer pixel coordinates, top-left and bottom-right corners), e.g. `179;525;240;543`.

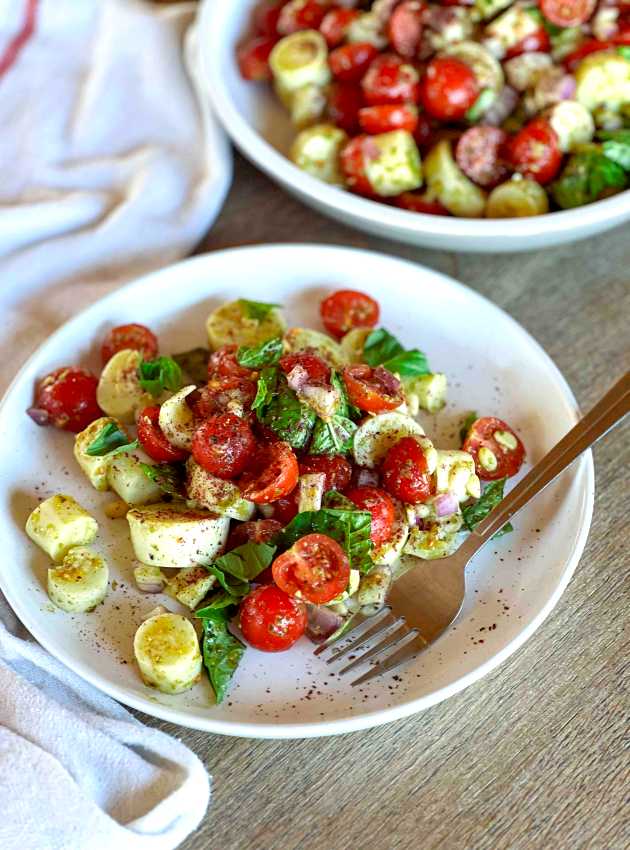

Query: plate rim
0;244;595;739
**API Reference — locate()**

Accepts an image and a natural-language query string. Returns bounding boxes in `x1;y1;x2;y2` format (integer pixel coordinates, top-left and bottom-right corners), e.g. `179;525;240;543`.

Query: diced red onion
305;604;344;644
373;365;401;394
433;492;459;518
483;86;519;126
26;407;49;427
356;468;380;487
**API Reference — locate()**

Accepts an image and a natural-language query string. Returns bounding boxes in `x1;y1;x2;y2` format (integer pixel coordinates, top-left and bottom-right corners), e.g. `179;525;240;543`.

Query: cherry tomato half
455;126;509;188
419;56;479;121
208;345;254;380
395;192;450;214
540;0;596;28
388;0;425;59
362;53;421;105
345;486;395;545
320;8;360;47
329;42;380;83
505;26;551;59
381;436;433;504
101;324;158;366
279;351;331;383
299;454;352;492
28;367;102;433
358;103;419;134
240;585;307;652
277;0;331;35
270;492;300;524
236;35;277;81
194;376;257;419
342;365;403;413
320;289;380;339
227;519;283;553
327;81;364;133
191;413;256;479
137;405;189;463
340;135;376;196
272;533;351;604
462;416;525;481
240;441;299;503
253;0;285;36
507;118;562;185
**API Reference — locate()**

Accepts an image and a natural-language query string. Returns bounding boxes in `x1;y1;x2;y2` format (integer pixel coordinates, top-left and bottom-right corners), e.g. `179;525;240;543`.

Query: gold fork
315;371;630;687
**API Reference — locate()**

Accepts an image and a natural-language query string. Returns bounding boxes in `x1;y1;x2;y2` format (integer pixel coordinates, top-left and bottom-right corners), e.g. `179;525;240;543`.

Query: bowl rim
198;0;630;241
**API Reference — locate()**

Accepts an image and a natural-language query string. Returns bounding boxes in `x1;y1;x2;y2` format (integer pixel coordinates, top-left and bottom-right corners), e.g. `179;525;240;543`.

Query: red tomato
270;492;299;524
439;0;474;4
208;345;253;380
320;8;360;47
299;454;353;491
340;135;376;196
29;367;102;433
327;81;363;133
342;365;403;413
278;0;332;35
505;26;551;59
279;351;331;383
462;416;525;481
137;406;189;463
358;103;419;134
414;112;434;149
395;192;450;214
361;53;421;105
240;441;299;503
191;413;256;479
563;38;628;72
320;289;380;338
345;486;395;545
329;42;380;83
194;376;257;418
272;533;350;604
540;0;596;27
227;519;283;552
507;118;562;185
253;0;285;36
239;585;307;651
388;1;425;59
419;56;479;121
237;36;277;81
101;324;158;366
455;126;509;188
380;436;433;504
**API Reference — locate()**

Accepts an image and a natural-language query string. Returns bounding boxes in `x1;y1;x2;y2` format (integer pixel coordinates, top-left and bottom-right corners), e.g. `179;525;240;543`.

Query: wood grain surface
141;155;629;850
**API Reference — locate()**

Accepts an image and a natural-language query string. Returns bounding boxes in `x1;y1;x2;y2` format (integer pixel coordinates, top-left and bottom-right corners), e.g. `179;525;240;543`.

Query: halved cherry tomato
343;365;403;413
419;56;479;121
270;492;299;524
345;486;395;545
208;345;254;380
340;135;376;196
320;289;380;338
362;53;421;105
395;192;450;214
227;518;283;553
240;585;307;651
253;0;285;36
388;1;425;59
28;367;102;433
540;0;596;28
563;36;630;72
320;8;360;47
194;376;257;418
359;103;419;134
279;351;331;383
299;454;353;491
462;416;525;481
507;118;562;185
101;324;158;366
272;533;350;604
505;26;551;59
240;441;299;503
278;0;331;35
327;81;363;133
381;436;433;504
192;413;256;479
237;36;277;81
329;42;380;83
137;405;189;463
456;126;509;188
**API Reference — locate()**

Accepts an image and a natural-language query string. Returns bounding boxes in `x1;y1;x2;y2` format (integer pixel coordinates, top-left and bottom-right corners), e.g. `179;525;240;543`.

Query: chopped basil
172;348;210;385
206;542;276;591
363;328;430;378
86;423;138;457
275;508;373;574
462;478;512;538
252;365;278;413
139;462;186;497
617;45;630;61
309;415;357;456
465;89;495;123
256;371;317;450
599;130;630;172
459;411;478;446
237;299;281;321
236;336;283;369
323;490;356;511
199;610;245;704
332;370;360;420
551;151;627;210
195;592;237;615
138;356;183;398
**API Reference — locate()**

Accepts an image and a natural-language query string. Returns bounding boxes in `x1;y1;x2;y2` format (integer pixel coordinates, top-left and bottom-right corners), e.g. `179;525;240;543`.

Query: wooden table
145;155;629;850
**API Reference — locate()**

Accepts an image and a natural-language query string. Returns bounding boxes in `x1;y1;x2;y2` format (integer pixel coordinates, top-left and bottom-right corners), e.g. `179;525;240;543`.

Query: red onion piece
433;492;459;518
483;86;519;126
356;468;380;487
373;365;402;394
26;407;49;427
305;604;344;644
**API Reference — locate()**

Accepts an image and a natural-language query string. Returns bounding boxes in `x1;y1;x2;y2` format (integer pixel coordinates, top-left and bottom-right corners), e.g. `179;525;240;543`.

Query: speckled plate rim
0;245;594;739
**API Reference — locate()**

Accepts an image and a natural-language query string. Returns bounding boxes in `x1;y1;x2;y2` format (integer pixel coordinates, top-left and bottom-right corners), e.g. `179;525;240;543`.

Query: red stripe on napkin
0;0;38;80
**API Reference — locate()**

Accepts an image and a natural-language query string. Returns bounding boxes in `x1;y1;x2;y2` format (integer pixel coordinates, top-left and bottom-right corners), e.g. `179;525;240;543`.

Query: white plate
198;0;630;253
0;245;593;738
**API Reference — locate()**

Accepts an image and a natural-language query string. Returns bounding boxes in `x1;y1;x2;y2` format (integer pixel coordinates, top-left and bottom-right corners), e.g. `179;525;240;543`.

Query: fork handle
464;371;630;551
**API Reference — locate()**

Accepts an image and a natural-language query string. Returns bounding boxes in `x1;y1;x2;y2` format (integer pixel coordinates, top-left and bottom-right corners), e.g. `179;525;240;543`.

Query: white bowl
198;0;630;253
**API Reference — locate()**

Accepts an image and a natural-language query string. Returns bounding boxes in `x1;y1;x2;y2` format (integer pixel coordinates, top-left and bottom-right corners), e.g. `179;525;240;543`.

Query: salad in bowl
24;290;526;704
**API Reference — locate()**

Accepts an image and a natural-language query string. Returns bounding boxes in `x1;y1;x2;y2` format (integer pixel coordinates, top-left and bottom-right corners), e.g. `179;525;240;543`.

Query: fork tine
312;613;368;657
350;632;429;687
337;624;410;675
325;610;401;665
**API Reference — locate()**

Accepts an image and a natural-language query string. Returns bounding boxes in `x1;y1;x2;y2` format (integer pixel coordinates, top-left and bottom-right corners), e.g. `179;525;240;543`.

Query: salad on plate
24;290;525;704
237;0;630;217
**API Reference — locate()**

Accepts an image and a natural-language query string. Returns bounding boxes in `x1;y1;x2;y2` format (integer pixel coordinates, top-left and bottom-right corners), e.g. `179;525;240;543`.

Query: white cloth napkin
0;1;224;847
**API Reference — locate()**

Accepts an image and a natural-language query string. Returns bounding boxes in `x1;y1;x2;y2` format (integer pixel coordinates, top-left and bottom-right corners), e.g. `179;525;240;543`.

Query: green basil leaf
139;462;186;497
322;490;356;511
462;478;512;538
195;592;237;616
208;566;250;598
138;356;183;398
381;349;430;378
602;139;630;171
86;423;137;457
459;411;478;446
331;371;360;420
259;377;317;450
252;366;279;413
363;328;430;377
617;45;630;60
236;336;283;369
237;299;281;321
172;348;210;385
275;508;373;574
208;542;277;584
309;415;357;456
200;613;245;704
552;151;627;209
465;88;495;123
